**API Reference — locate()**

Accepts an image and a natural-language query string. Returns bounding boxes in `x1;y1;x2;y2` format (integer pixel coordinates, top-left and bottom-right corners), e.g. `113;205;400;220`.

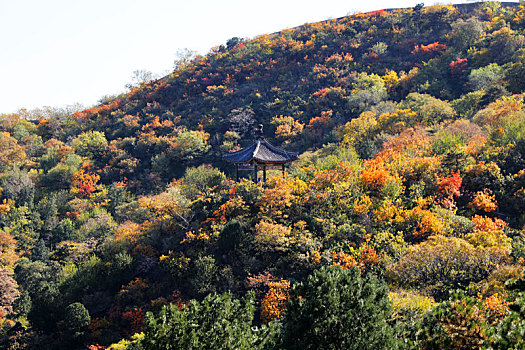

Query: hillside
4;1;525;348
37;1;521;190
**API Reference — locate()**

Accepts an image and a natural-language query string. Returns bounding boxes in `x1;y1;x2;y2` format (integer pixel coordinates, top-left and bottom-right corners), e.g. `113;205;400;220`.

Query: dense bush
279;266;399;350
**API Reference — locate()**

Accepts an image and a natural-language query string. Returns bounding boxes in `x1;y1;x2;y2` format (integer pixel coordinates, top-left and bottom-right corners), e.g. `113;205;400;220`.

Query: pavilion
222;124;298;182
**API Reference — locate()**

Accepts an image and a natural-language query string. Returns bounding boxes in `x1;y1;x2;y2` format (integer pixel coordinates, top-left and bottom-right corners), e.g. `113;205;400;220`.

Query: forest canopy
4;1;525;349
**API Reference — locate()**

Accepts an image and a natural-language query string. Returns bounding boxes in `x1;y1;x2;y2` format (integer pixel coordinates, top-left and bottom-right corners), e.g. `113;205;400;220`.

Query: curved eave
223;157;298;164
222;138;298;164
252;157;298;164
222;141;258;163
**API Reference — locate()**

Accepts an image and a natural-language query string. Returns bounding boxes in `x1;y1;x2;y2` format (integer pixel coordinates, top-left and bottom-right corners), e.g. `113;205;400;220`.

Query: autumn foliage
260;279;290;323
4;2;525;348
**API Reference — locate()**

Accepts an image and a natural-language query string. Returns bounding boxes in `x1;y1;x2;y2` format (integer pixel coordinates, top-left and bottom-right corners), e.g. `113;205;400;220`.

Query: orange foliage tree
0;132;26;172
400;207;445;242
411;42;448;58
360;159;401;197
260;279;290;323
470;189;498;212
332;251;358;270
71;163;101;198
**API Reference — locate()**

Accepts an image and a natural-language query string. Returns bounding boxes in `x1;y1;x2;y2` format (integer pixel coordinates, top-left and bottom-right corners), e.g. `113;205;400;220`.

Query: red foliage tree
306;110;333;142
437;170;463;209
438;170;462;198
122;307;144;334
449;58;468;76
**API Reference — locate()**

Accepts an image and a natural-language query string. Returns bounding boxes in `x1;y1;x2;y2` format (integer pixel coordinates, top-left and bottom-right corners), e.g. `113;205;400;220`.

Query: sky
0;0;509;114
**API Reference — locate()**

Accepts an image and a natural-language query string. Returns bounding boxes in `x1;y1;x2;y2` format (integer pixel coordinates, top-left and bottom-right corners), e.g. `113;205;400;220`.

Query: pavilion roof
222;138;298;164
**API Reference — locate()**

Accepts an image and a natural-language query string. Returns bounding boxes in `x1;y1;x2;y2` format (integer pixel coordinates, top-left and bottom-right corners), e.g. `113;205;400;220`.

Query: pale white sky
0;0;504;113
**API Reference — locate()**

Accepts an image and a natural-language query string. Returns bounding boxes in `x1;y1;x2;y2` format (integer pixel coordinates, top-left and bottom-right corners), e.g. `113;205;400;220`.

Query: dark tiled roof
223;138;298;164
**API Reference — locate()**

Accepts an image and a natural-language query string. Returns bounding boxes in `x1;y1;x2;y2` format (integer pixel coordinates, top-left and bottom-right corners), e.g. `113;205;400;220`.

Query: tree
347;73;387;114
173;48;198;70
279;265;399;350
271;115;304;143
468;63;504;91
182;165;226;199
0;268;20;320
63;302;91;333
488;292;525;349
486;28;524;66
70;163;101;199
168;130;210;162
261;279;290;323
15;258;63;332
188;255;218;296
141;292;277;350
41;153;82;190
50;218;76;245
0;132;26;173
371;42;388;56
126;69;158;90
226;37;243;50
0;232;18;268
228;107;255;139
217;220;247;255
71;131;108;161
505;54;525;93
387;235;510;300
400;93;455;123
341;111;378;148
448;17;484;51
1;167;35;208
419;291;491;349
138;184;192;232
151;130;211;180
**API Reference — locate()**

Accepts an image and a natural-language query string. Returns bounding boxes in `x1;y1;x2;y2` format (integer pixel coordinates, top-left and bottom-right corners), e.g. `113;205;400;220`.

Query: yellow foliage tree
255;220;291;248
138;184;191;231
258;176;307;217
114;221;143;243
382;70;399;91
340;111;377;147
0;231;18;268
271;115;304;142
465;215;511;250
473;97;522;128
377;109;418;134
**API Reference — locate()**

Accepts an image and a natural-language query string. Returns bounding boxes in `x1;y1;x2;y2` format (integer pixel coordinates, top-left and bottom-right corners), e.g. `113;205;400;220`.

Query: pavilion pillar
253;162;258;183
282;164;285;177
263;165;267;183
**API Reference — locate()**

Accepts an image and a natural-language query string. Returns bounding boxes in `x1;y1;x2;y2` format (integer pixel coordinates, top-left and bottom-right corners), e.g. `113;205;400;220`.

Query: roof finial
256;124;264;140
